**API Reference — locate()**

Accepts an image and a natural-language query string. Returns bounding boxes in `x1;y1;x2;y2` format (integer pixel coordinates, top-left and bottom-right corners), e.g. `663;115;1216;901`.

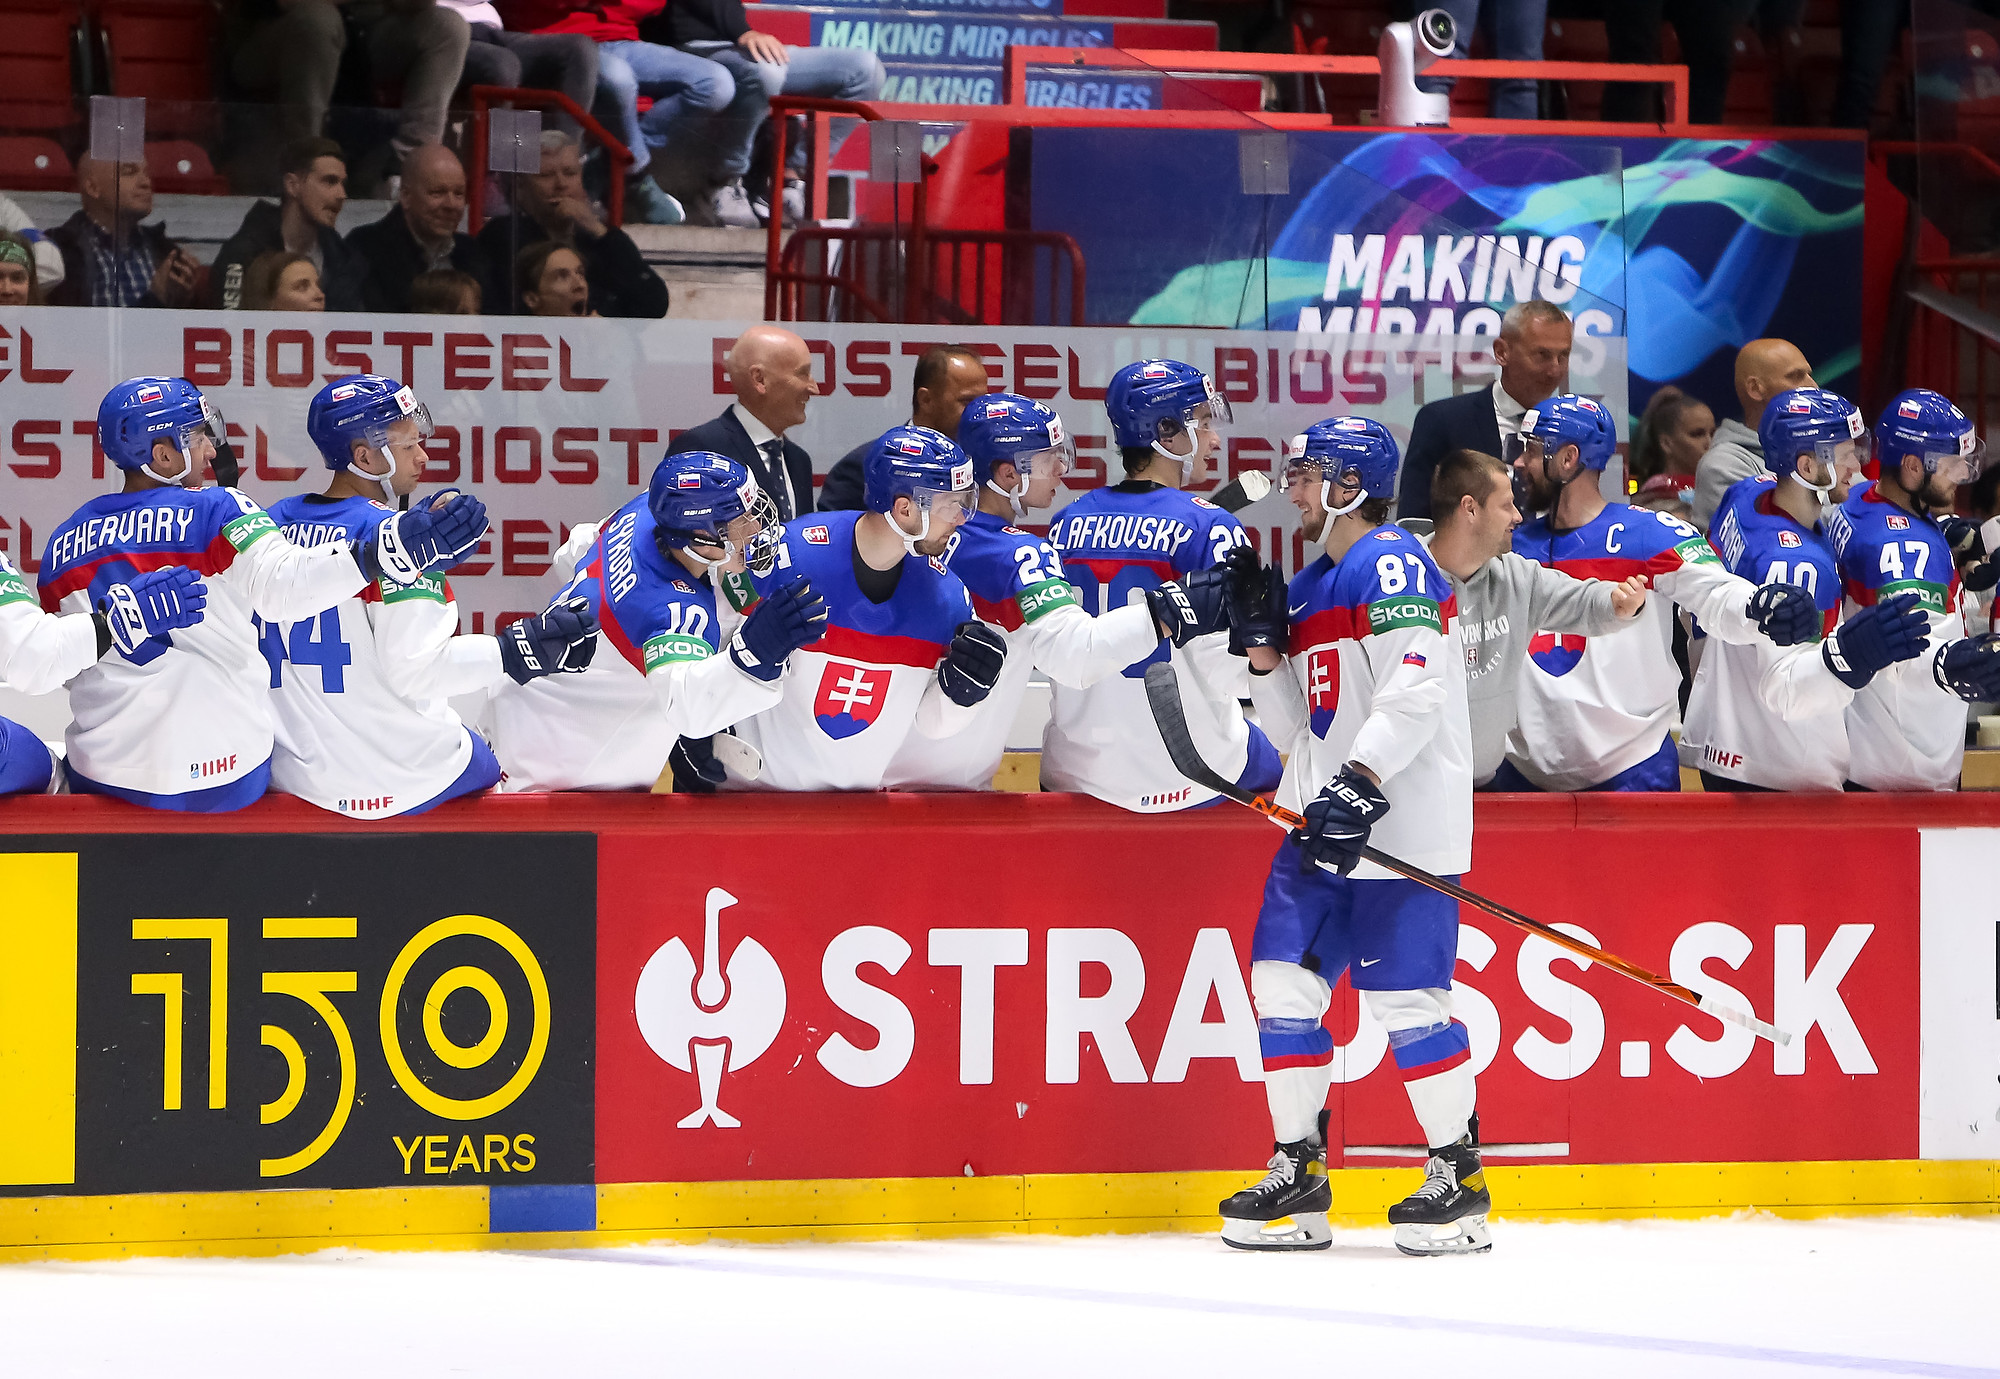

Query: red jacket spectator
498;0;663;41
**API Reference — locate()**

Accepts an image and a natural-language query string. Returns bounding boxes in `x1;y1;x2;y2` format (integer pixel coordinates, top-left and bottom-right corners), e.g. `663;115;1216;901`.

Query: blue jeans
595;40;734;174
1418;0;1548;120
686;42;885;180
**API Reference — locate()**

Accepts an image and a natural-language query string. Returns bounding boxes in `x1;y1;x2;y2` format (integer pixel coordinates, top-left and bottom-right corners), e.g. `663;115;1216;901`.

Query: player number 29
1376;552;1427;595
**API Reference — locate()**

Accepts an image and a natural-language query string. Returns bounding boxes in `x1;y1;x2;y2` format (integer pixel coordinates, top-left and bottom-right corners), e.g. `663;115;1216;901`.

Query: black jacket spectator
343;205;490;314
212;200;365;312
669;407;816;522
1395;384;1505;520
652;0;750;46
474;214;666;318
47;212;183;308
816;436;880;512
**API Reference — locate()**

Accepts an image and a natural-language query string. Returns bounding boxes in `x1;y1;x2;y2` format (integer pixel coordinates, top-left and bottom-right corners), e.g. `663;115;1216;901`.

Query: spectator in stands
501;0;726;225
212;138;364;312
0;234;40;306
516;241;591;315
244;252;328;311
818;346;991;512
1603;0;1785;124
477;131;667;317
668;325;818;522
1629;387;1714;515
662;0;884;225
1420;0;1547;120
0;193;64;296
226;0;472;183
345;144;491;312
1396;301;1571;519
1689;338;1816;531
442;0;598;138
408;267;483;313
47;158;200;309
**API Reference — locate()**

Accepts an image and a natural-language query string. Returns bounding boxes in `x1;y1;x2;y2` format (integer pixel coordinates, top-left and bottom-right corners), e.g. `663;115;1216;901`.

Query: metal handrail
779;225;1088;326
467;86;632;234
766;96;889;320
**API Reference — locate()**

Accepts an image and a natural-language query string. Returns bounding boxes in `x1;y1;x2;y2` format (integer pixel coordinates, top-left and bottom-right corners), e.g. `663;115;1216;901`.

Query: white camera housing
1378;8;1457;127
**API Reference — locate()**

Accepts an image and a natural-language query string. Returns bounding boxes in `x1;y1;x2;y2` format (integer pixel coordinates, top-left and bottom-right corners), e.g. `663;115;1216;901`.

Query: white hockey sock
1264;1062;1333;1145
1403;1062;1475;1150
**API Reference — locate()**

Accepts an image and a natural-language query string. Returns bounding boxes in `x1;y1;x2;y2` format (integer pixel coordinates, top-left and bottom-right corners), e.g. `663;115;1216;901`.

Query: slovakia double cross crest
813;660;883;739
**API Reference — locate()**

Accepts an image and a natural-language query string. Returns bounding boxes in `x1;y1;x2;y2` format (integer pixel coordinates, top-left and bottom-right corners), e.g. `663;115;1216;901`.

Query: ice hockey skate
1219;1111;1332;1251
1388;1117;1492;1257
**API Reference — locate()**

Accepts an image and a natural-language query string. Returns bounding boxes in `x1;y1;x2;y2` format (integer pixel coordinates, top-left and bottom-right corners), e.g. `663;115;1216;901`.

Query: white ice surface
4;1217;1998;1377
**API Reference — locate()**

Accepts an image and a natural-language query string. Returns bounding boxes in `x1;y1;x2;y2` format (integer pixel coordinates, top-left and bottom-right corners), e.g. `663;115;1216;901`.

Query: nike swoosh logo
1288;603;1308;616
1359;958;1382;967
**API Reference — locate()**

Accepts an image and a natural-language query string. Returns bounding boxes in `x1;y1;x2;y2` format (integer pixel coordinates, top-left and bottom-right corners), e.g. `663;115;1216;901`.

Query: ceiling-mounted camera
1377;7;1457;127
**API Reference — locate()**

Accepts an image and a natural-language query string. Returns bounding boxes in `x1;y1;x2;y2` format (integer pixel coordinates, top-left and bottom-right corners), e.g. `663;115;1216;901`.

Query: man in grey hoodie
1689;338;1816;532
1423;448;1647;787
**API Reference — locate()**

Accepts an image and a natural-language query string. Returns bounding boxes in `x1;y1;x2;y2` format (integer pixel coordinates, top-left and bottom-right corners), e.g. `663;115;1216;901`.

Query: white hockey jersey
1040;483;1254;812
1251;522;1472;879
260;493;502;817
728;510;975;793
885;510;1161;791
1684;475;1856;790
1506;502;1768;790
1829;481;1965;791
1;553;98;694
38;485;366;809
491;494;781;791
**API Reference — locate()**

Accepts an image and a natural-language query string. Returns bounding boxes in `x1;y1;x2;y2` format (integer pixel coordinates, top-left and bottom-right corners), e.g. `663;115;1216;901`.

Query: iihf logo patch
1529;631;1587;676
802;524;830;545
813;661;883;739
1887;515;1910;531
1778;531;1802;548
1306;648;1339;738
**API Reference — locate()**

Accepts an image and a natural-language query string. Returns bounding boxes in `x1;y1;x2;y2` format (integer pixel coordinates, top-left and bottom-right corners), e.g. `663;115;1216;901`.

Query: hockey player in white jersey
1041;359;1278;811
1497;394;1820;791
1214;416;1485;1256
1;553;206;795
1830;388;2000;789
491;451;827;792
730;426;1007;792
884;393;1210;790
1685;388;1931;790
262;375;599;817
37;377;488;811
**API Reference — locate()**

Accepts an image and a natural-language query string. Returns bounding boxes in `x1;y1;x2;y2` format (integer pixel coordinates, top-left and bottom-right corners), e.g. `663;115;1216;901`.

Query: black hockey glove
938;619;1007;707
501;599;599;684
96;566;208;658
357;489;490;586
1220;545;1287;659
1821;593;1928;689
728;577;828;682
1934;633;2000;702
1291;766;1389;876
669;735;727;794
1747;581;1818;647
210;432;241;489
1146;561;1232;648
1943;515;2000;592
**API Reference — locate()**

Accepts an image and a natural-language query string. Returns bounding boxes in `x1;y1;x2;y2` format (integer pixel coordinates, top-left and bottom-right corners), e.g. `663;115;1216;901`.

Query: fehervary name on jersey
51;507;197;565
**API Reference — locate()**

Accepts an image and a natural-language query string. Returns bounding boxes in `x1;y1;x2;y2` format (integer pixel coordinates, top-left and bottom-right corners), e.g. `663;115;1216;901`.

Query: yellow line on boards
0;854;79;1188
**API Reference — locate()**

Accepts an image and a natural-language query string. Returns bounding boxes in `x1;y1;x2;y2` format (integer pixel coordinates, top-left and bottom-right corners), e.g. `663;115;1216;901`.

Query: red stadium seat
93;0;219;136
145;137;225;192
0;134;74;189
0;0;85;134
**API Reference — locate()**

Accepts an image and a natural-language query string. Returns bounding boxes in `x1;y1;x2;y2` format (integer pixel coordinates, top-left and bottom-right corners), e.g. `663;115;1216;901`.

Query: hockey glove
1821;593;1928;689
96;566;208;658
1290;766;1389;876
938;619;1007;707
210;432;241;489
1146;562;1232;648
669;735;727;794
728;577;828;682
1747;581;1818;647
500;599;599;684
1944;517;2000;593
1934;633;2000;702
359;490;490;587
1221;545;1287;658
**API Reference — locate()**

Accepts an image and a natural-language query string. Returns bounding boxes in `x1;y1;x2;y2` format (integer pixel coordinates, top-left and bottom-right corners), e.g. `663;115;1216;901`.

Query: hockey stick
1143;662;1793;1047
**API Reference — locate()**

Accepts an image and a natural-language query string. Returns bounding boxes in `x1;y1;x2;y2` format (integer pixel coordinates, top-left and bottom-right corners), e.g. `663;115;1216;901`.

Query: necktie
762;439;791;521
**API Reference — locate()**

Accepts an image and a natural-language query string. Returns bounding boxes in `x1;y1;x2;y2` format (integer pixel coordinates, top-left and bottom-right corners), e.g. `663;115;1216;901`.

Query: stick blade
1143;661;1237;796
1698;994;1794;1046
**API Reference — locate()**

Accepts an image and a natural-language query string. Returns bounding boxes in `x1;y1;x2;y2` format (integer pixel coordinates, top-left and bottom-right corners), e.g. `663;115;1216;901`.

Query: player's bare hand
738;30;790;63
151;248;199;308
1610;575;1647;619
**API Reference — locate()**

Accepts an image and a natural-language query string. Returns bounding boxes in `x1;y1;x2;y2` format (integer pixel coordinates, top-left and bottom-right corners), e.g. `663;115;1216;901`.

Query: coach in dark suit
1396;301;1574;519
818;344;992;510
669;325;818;522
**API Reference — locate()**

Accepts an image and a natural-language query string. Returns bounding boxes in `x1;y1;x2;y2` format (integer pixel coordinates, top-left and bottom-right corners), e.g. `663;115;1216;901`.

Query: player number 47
1878;540;1931;582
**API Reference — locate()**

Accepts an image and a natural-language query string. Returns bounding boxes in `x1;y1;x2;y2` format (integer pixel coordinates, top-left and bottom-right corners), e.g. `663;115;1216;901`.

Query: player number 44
258;610;354;693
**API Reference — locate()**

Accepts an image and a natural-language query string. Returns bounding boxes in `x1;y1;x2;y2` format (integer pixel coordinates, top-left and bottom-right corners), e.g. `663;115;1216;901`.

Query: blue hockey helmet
647;450;781;575
1105;359;1230;480
1759;387;1867;494
97;377;224;484
1518;393;1617;472
1876;388;1984;487
1282;416;1401;518
863;425;978;553
307;374;434;489
957;393;1074;515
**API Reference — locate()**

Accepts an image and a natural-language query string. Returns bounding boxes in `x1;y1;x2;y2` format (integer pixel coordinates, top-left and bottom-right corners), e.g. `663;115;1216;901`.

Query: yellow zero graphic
380;915;550;1121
